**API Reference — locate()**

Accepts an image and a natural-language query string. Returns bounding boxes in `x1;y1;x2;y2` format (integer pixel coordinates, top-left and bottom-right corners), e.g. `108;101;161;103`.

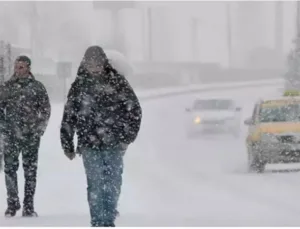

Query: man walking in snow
60;46;142;227
0;56;51;217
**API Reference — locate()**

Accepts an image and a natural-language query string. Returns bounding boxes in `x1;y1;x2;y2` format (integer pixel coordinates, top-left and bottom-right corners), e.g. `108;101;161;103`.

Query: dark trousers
0;152;3;172
82;147;125;227
4;135;40;210
0;134;5;171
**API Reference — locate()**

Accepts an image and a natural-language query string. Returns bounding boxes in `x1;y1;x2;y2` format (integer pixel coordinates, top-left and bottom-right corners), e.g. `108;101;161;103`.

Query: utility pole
275;1;284;67
284;1;300;91
191;17;200;61
296;1;300;50
30;1;39;60
226;2;232;68
147;6;153;61
110;8;120;51
93;1;135;53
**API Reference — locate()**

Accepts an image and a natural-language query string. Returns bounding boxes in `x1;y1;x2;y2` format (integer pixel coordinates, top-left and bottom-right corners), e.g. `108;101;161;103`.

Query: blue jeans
82;147;125;227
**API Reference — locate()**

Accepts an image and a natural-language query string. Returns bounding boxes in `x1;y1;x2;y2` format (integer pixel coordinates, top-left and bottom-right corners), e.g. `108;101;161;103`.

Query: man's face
14;61;30;78
85;59;104;76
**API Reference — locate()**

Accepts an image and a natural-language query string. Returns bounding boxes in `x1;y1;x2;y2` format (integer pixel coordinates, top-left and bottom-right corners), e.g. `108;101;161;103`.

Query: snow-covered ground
2;84;300;226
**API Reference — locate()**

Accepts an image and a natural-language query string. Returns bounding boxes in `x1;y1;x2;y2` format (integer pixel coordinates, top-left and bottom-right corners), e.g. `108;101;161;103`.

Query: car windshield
259;103;300;122
193;99;233;110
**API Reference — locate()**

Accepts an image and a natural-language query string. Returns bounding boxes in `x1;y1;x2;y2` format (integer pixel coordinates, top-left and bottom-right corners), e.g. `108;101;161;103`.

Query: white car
185;98;242;138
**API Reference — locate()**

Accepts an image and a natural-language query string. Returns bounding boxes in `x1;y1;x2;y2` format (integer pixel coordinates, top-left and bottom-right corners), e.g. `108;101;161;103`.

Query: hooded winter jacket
60;64;142;154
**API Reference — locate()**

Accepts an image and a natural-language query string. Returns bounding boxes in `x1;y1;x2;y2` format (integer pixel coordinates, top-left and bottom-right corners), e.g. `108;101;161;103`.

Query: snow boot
4;202;21;217
22;206;38;217
103;222;115;227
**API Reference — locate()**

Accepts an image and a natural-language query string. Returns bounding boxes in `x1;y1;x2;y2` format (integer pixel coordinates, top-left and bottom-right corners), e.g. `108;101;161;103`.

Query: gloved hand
119;142;129;156
36;122;47;136
0;153;3;172
120;142;128;150
65;151;76;160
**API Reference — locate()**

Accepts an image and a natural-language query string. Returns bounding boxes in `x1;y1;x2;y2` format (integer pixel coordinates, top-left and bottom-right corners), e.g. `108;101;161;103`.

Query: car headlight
260;133;278;143
194;116;201;124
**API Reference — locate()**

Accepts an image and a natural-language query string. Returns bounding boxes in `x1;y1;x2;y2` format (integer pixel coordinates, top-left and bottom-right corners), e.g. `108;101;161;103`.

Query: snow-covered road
2;84;300;226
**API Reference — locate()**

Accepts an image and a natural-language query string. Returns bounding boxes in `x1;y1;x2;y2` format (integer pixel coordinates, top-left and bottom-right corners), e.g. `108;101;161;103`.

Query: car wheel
249;157;266;173
248;147;266;173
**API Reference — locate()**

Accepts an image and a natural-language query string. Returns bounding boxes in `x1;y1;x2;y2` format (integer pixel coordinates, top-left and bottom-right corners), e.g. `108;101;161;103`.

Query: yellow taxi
244;91;300;173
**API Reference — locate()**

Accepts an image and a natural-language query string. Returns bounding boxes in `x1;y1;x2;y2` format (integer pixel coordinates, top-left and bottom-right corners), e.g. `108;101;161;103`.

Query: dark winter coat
0;74;51;138
60;66;142;154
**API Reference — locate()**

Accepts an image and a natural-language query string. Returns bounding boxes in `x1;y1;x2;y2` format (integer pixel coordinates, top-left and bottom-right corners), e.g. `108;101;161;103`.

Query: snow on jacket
60;65;142;153
0;73;51;138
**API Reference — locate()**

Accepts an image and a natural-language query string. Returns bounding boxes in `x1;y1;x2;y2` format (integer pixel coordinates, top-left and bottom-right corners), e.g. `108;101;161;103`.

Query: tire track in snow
156;136;300;218
181;167;300;217
148;136;300;218
144;149;300;224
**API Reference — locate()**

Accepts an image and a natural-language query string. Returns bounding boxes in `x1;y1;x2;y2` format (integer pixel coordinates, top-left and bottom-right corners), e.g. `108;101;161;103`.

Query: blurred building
118;8;144;61
147;6;174;61
232;1;268;68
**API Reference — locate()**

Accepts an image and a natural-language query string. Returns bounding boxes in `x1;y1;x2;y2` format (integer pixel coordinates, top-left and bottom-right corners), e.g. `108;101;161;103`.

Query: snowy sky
0;1;297;67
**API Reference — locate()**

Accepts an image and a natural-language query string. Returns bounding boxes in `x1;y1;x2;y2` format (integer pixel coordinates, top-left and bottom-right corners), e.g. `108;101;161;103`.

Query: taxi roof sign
261;93;300;107
261;99;300;108
283;90;300;96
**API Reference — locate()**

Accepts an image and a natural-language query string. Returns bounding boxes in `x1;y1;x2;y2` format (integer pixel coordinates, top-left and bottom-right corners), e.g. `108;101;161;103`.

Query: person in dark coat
60;46;142;227
0;151;2;172
0;56;51;217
